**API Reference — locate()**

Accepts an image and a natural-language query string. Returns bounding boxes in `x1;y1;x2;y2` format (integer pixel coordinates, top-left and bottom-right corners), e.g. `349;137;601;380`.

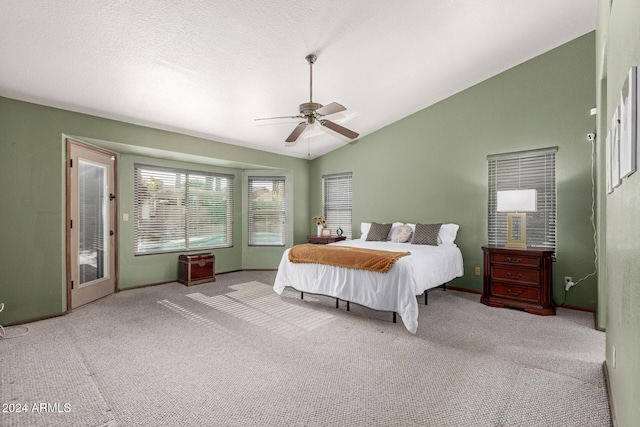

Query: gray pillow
366;222;392;241
412;223;441;245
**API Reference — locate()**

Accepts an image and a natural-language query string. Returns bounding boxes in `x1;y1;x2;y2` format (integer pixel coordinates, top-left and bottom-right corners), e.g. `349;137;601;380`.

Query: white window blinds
488;147;557;256
248;176;286;246
134;165;233;254
323;172;353;239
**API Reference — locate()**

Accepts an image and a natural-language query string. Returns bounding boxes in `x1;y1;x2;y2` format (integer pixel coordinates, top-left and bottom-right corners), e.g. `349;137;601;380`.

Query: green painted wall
0;97;309;324
311;33;597;309
596;0;640;424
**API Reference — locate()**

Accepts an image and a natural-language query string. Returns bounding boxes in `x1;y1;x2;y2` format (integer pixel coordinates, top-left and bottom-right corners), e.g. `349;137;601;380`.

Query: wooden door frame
65;138;118;312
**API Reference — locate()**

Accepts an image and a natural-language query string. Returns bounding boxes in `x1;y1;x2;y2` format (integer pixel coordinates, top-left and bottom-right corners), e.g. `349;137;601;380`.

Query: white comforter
273;239;464;333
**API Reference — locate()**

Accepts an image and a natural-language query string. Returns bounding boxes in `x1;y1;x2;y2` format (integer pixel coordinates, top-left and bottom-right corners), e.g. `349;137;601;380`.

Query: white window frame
487;147;557;257
134;164;234;254
322;172;353;239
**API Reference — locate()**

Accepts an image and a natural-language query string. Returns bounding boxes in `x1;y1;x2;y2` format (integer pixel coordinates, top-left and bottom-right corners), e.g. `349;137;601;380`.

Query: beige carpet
0;271;610;426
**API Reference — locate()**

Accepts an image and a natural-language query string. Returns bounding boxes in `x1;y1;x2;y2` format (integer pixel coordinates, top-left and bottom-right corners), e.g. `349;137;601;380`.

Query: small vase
317;225;323;237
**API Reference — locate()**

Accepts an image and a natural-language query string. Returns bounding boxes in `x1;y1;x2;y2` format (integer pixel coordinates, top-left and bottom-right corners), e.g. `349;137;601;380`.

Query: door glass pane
78;160;107;285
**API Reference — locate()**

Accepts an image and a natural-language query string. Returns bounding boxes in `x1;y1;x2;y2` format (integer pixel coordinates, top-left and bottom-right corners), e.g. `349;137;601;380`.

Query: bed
273;222;464;333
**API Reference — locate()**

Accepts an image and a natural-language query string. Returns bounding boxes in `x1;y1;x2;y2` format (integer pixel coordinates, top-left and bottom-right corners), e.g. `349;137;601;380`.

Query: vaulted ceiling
0;1;597;159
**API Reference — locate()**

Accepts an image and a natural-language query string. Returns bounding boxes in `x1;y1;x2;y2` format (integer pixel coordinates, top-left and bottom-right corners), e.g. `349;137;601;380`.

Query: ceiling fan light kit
257;53;359;145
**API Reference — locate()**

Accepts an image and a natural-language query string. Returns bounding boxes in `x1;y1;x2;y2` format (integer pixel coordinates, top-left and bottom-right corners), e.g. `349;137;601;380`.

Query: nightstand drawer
491;265;540;286
490;253;540;267
491;283;540;303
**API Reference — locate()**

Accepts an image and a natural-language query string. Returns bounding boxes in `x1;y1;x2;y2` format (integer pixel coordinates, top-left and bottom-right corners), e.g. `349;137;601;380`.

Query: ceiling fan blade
316;102;346;116
255;115;302;121
285;122;308;143
320;120;359;139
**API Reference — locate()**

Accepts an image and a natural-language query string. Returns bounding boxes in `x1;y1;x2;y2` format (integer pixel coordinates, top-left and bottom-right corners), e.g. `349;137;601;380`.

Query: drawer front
491;282;540;303
491;265;540;286
490;253;540;267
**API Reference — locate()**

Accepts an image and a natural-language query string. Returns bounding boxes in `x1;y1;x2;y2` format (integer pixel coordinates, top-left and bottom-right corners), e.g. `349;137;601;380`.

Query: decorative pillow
390;224;413;243
412;223;441;245
366;222;393;241
438;223;460;245
387;222;404;240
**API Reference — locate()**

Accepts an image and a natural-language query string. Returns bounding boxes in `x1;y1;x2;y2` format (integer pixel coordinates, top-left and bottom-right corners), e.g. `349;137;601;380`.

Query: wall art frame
619;66;637;179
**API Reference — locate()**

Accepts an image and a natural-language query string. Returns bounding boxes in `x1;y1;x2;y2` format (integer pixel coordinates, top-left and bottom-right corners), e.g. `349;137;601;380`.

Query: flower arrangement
313;215;326;227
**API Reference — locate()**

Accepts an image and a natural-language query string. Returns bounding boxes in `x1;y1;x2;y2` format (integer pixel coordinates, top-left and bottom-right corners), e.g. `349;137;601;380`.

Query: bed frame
299;283;448;324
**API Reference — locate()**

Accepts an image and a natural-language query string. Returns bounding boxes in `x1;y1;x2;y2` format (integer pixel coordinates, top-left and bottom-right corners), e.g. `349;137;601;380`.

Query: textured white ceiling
0;1;596;159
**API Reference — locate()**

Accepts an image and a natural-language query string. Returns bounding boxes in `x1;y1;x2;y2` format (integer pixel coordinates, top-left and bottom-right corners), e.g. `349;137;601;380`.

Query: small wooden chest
178;253;215;286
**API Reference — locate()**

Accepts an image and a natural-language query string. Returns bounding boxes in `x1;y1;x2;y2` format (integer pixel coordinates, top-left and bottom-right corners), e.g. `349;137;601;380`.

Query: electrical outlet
474;267;481;276
564;276;574;291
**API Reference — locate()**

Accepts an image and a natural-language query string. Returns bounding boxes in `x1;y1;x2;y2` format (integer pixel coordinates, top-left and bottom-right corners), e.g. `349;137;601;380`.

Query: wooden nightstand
481;246;555;315
307;235;347;244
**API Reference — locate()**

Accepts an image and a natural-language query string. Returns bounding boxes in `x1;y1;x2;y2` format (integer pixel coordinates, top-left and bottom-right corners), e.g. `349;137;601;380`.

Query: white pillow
360;222;371;240
438;223;460;245
406;223;459;245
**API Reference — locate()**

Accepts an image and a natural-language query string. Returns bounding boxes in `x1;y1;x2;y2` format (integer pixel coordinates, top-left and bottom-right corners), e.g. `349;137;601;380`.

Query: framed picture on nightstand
321;228;332;237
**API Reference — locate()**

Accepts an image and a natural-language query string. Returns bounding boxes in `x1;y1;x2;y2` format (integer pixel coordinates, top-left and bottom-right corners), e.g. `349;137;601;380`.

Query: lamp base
506;212;527;249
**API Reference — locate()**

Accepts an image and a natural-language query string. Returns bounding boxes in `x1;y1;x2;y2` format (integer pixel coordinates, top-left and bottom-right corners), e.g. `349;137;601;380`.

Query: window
248;176;286;246
134;165;233;254
488;147;557;256
323;172;353;239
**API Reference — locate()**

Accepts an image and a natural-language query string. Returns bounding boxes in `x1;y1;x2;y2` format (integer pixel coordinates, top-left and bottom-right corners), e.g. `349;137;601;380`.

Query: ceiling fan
256;53;359;144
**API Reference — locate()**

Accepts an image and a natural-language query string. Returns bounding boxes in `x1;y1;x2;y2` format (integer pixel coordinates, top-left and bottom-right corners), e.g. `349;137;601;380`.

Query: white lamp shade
496;189;537;212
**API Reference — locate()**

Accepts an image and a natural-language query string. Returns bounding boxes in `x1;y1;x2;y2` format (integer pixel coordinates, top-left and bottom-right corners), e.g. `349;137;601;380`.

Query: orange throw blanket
288;244;410;273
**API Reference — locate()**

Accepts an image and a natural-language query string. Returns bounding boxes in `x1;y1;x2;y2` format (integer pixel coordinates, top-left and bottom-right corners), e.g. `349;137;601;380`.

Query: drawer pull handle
507;272;522;279
507;257;521;263
507;289;522;296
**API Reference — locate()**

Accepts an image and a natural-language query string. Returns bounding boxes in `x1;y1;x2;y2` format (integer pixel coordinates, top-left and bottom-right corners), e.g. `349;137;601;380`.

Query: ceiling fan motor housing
300;102;323;124
300;102;323;115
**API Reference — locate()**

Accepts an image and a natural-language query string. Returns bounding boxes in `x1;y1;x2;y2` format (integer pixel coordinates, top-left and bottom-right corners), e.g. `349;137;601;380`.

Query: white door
67;139;117;309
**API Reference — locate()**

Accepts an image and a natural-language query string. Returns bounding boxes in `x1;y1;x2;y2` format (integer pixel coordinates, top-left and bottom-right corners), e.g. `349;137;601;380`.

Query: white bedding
273;239;464;333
